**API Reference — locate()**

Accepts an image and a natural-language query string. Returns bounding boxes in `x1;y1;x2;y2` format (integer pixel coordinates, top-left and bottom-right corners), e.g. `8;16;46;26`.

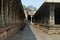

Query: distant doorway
28;15;31;21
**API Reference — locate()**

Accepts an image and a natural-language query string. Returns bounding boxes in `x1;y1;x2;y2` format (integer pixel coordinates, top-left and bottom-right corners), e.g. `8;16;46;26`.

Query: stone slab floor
11;24;60;40
11;24;36;40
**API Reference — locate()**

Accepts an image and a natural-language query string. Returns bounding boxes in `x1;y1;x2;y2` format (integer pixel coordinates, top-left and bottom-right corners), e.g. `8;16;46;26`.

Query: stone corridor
11;24;60;40
11;24;36;40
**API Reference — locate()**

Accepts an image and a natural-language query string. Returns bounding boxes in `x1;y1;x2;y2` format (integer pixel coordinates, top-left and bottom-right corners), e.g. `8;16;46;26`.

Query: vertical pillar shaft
25;10;28;23
1;0;5;26
7;4;8;24
9;2;13;24
14;5;16;24
13;2;16;24
15;10;16;23
31;15;33;24
14;1;16;24
15;10;18;24
5;2;8;25
13;7;15;24
49;4;55;25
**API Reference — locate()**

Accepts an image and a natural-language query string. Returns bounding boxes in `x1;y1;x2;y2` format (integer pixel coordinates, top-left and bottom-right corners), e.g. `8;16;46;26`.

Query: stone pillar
13;10;16;24
5;1;9;25
15;10;18;24
49;4;55;25
1;0;5;26
13;1;16;24
25;10;28;23
14;5;16;24
6;3;9;25
9;1;13;24
31;15;33;24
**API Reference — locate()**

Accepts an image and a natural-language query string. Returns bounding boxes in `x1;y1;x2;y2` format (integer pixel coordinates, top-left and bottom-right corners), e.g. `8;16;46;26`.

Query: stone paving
11;24;60;40
30;24;60;40
11;25;36;40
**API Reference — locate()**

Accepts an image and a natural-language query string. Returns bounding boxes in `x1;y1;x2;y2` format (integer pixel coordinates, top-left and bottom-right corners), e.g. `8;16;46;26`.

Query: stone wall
0;0;25;40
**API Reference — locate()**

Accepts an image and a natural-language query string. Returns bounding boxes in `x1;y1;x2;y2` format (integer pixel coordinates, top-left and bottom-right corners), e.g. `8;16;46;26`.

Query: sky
21;0;45;9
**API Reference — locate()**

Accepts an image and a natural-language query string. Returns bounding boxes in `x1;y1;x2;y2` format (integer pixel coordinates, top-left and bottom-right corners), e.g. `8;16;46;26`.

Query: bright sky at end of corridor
21;0;45;9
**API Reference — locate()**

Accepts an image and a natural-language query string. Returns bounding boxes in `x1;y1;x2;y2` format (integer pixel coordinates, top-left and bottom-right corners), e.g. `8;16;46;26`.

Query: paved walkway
11;24;60;40
11;25;36;40
30;24;60;40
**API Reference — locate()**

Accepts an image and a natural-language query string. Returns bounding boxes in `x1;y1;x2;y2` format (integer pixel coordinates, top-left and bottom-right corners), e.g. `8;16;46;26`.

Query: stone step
34;23;60;34
40;25;60;34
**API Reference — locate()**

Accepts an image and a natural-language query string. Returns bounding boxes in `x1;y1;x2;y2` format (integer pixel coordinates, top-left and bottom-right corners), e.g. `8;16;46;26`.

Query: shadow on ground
11;24;36;40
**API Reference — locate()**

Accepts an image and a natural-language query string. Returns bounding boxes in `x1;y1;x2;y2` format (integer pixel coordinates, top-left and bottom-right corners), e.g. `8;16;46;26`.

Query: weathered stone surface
0;24;23;40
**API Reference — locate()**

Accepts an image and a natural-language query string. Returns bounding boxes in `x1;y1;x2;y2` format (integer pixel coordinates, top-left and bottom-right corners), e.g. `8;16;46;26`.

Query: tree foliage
23;5;36;12
27;6;36;12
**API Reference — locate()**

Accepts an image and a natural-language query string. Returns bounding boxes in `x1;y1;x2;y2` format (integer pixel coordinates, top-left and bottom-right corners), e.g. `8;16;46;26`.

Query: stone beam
45;0;60;3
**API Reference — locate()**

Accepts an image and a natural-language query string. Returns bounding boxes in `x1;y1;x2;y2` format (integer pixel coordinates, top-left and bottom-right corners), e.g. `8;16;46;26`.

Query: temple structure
33;0;60;34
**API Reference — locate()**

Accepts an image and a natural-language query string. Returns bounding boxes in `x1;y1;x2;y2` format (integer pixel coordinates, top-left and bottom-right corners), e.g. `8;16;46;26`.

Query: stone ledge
33;23;60;34
39;24;60;34
0;23;23;40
